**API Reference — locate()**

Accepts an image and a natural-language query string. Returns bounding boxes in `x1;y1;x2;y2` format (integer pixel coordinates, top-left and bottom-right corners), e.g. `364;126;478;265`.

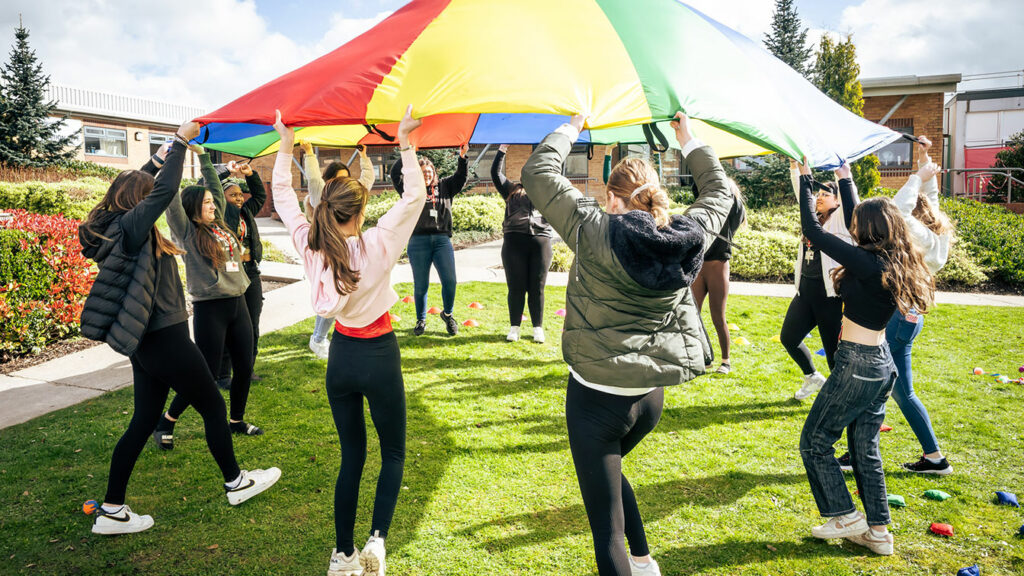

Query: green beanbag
924;489;952;501
887;494;907;508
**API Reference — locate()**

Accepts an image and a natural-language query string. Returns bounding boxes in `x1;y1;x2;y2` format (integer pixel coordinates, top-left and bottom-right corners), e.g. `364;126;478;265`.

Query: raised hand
916;161;940;183
299;140;314;155
670;111;692;147
833;160;852;180
569;114;587;134
239;162;253;177
177;121;200;142
397;105;422;148
797;157;812;176
156;141;171;160
498;144;509;153
459;142;470;158
273;109;295;148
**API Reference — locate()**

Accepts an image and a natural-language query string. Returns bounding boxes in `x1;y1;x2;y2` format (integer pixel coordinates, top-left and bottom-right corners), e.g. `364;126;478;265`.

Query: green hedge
549;242;573;272
363;192;506;234
729;228;799;281
0;177;108;220
941;198;1024;284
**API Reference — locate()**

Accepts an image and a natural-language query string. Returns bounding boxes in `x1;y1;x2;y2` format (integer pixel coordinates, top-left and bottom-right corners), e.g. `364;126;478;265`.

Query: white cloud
0;0;392;111
837;0;1024;79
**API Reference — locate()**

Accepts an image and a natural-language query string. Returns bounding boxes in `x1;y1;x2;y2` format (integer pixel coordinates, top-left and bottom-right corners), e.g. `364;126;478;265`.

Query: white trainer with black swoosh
225;467;282;505
91;505;154;535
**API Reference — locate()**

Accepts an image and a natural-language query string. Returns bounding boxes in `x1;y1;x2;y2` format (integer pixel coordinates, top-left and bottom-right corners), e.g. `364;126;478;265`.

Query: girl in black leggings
154;147;262;447
492;144;554;343
523;113;734;576
78;121;279;536
273;107;425;576
785;164;859;400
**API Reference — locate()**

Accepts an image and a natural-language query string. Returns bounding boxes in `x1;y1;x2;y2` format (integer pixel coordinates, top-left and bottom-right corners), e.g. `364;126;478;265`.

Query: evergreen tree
812;33;880;193
0;18;76;167
763;0;813;77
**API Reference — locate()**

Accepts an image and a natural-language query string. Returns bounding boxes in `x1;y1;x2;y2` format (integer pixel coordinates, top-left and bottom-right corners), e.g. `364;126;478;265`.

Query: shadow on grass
458;471;806;551
658;399;804;431
659;537;856;573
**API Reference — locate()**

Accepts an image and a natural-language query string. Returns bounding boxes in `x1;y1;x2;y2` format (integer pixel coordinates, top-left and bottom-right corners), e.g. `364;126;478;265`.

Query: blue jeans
886;310;940;454
800;341;896;526
407;234;456;322
312;315;333;343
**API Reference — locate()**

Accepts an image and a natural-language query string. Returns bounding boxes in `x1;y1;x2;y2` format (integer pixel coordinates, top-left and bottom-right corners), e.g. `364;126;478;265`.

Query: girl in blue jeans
887;136;953;474
796;159;935;556
390;144;468;336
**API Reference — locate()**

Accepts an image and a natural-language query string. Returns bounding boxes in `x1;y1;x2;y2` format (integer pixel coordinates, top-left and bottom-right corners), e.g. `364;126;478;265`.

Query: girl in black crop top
795;160;935;557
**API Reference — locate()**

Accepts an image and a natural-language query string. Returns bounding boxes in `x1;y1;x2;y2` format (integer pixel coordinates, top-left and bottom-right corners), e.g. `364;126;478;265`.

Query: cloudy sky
1;0;1021;112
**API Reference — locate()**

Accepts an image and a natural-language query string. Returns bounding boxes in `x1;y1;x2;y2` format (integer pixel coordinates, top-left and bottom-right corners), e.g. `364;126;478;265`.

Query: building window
149;134;171;156
564;144;591;177
84;126;128;157
875;119;914;170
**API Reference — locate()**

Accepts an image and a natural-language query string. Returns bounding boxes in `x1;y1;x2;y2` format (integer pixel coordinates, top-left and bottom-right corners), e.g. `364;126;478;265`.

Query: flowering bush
0;210;94;359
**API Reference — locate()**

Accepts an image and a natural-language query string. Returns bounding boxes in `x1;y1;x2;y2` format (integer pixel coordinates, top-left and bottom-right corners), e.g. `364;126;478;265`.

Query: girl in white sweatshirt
272;106;426;576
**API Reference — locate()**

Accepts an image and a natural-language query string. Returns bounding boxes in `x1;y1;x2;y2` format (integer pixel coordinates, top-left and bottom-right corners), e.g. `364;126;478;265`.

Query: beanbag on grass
923;489;952;501
887;494;906;508
956;565;980;576
930;522;954;537
995;491;1019;507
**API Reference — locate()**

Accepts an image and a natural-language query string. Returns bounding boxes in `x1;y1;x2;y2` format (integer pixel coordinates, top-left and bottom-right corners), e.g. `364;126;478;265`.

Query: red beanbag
930;523;954;537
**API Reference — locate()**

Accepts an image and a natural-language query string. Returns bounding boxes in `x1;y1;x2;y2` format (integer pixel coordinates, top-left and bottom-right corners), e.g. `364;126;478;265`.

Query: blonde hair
308;176;369;295
912;194;955;237
606;157;670;228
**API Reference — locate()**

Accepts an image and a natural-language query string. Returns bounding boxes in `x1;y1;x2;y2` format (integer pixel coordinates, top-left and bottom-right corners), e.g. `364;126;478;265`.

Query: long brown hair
181;185;238;269
418;157;439;189
606;157;671;228
912;194;954;237
308;176;369;295
833;197;935;314
82;169;183;257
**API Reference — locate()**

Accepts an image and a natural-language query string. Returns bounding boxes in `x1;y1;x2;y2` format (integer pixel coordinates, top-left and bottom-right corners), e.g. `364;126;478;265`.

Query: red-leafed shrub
0;209;94;360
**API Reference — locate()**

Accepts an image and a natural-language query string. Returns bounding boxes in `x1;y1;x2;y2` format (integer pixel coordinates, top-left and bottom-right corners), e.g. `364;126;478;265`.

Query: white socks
225;473;243;489
101;504;124;514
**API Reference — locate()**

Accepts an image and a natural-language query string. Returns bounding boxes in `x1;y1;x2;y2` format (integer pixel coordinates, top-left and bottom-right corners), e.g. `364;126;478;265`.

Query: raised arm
271;111;313;258
356;146;375;192
602;145;614;185
389;154;406;196
797;166;876;275
522;115;596;252
241;166;266;216
833;161;858;230
673;113;731;252
491;145;512;199
440;143;469;199
121;123;197;252
301;141;325;210
370;107;428;265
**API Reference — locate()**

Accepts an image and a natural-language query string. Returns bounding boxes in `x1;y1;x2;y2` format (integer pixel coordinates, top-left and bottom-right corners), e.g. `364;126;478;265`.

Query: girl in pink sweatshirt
272;106;425;576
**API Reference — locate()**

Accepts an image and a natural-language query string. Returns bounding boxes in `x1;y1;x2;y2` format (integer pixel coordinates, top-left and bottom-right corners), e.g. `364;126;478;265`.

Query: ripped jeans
800;340;896;526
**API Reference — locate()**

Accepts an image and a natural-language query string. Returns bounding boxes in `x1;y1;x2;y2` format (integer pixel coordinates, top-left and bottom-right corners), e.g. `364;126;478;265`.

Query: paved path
2;217;1021;430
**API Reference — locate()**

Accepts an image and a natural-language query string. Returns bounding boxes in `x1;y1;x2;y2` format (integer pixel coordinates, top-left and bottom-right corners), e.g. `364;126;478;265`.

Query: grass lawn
1;282;1022;575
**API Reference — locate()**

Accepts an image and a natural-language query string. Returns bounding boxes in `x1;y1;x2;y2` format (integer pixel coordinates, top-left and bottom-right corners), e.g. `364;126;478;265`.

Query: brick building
861;74;961;189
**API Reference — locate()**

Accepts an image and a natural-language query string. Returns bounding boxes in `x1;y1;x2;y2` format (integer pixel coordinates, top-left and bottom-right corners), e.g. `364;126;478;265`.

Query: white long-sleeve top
273;148;426;327
892;169;950;275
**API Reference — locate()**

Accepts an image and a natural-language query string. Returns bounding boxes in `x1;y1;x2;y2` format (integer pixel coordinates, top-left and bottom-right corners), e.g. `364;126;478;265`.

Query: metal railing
947;167;1024;203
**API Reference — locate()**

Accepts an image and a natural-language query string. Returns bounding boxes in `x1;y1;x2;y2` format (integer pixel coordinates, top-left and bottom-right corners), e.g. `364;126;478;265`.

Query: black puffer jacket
78;142;187;356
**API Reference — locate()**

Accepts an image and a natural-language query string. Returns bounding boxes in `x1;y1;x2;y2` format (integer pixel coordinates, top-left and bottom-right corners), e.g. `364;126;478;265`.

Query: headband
630;182;658;200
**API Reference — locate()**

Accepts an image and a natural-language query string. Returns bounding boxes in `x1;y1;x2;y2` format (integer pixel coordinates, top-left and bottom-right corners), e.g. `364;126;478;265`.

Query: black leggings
105;322;239;504
218;270;264;379
781;276;843;375
566;375;664;576
168;296;253;421
501;232;552;327
326;330;406;555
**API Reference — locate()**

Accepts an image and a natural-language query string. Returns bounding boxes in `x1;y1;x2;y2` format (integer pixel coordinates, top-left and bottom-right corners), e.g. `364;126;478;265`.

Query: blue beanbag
957;565;980;576
995;491;1019;507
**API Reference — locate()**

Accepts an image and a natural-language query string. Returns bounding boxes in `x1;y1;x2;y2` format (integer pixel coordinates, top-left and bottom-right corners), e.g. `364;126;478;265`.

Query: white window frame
84;126;128;158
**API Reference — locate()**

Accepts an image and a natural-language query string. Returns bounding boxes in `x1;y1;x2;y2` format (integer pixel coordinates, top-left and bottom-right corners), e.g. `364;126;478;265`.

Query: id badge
429;209;438;218
226;261;240;273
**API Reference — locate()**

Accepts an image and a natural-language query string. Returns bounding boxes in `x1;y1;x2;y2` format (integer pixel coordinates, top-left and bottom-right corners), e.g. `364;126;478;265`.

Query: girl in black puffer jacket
78;121;279;536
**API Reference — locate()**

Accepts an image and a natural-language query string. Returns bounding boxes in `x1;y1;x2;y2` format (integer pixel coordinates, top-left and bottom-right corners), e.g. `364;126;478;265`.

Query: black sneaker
413;319;426;336
441;311;459;336
152;417;175;451
837;452;853;472
903;456;953;475
230;421;265;436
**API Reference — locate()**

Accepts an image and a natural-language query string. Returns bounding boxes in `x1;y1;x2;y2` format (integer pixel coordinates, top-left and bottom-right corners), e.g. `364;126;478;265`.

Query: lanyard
210;225;235;259
238;219;247;242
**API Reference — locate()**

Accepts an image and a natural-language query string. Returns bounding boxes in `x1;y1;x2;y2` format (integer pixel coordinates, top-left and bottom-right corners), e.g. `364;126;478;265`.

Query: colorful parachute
194;0;898;168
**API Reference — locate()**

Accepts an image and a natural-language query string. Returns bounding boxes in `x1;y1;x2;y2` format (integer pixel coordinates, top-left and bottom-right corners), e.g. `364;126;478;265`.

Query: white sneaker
811;511;868;539
506;326;520;342
361;532;386;576
628;556;662;575
328;547;364;576
309;335;329;360
845;529;894;555
794;372;826;400
91;504;154;535
532;327;545;344
225;467;282;505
